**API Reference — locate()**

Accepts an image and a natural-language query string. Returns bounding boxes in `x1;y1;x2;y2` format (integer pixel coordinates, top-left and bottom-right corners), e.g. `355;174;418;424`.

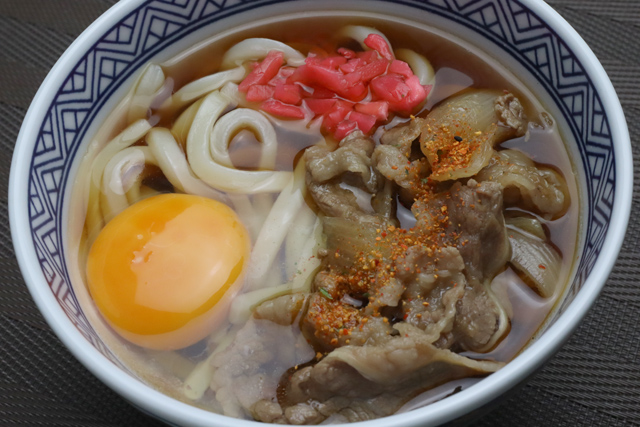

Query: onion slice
337;25;394;58
221;38;306;68
507;221;561;298
396;48;435;86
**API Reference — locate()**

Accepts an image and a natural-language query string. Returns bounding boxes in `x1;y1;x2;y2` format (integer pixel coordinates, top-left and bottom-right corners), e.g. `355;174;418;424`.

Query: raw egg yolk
86;194;250;350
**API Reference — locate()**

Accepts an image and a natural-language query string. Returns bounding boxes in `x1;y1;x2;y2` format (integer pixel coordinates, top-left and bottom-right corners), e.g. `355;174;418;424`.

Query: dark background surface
1;0;639;425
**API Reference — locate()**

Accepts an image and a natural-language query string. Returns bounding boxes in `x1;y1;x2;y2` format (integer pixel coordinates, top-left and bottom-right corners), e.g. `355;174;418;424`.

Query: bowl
8;0;632;426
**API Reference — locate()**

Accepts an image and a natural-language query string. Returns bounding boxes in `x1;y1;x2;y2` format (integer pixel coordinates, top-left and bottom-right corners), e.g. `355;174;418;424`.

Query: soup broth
70;12;579;424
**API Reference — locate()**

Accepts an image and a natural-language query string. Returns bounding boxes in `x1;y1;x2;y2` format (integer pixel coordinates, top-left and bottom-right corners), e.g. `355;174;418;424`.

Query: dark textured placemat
1;0;638;426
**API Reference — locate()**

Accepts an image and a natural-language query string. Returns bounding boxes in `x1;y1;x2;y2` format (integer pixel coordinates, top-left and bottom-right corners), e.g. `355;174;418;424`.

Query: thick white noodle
187;91;291;193
245;161;306;290
101;146;157;221
86;119;152;235
265;260;283;289
145;350;195;381
288;216;323;293
171;98;203;148
210;108;278;168
128;64;166;123
182;328;238;400
220;81;246;107
212;106;284;231
222;83;270;227
124;176;158;207
228;194;262;242
72;71;161;265
337;25;394;57
228;283;293;325
161;66;246;113
169;93;278;238
210;109;278;229
396;48;436;86
285;202;317;278
252;193;274;238
90;119;153;190
146;128;229;204
228;216;323;325
220;38;306;69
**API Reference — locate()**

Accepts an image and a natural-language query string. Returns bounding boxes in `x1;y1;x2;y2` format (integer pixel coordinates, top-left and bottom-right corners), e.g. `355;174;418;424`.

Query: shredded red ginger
237;34;432;140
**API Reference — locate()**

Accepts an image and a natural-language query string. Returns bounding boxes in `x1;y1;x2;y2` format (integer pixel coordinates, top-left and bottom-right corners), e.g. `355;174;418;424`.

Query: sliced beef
373;145;430;191
306;180;382;224
475;149;569;218
373;119;429;203
301;269;393;351
414;180;510;281
208;119;540;423
395;246;467;347
305;132;378;193
380;117;423;154
209;319;315;419
270;393;404;424
412;180;510;351
252;400;284;424
453;278;508;352
495;92;527;135
305;131;396;225
447;180;511;280
260;324;503;423
253;293;309;326
418;90;527;181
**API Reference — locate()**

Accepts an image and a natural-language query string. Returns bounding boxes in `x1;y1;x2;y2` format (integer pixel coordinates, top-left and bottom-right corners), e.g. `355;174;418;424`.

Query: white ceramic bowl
9;0;632;426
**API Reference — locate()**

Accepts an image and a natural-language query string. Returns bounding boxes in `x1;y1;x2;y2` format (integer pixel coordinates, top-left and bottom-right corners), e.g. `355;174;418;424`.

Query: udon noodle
69;18;578;424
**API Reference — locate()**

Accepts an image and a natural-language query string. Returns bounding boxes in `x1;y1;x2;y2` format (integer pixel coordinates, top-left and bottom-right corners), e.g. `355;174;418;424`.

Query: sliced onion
323;323;503;385
396;48;435;86
337;25;394;58
220;81;245;107
505;216;545;240
507;226;562;298
323;217;392;270
478;281;510;352
420;90;504;181
220;38;306;68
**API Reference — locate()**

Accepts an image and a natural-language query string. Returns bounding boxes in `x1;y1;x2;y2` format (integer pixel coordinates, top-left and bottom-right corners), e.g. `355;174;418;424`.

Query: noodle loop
187;91;292;193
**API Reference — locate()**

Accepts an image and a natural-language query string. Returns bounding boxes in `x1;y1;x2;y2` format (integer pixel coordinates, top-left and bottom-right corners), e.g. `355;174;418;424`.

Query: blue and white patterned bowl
9;0;632;426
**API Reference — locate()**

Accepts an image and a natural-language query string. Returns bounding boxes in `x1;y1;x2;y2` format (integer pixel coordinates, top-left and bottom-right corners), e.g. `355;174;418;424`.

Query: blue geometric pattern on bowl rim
26;0;614;367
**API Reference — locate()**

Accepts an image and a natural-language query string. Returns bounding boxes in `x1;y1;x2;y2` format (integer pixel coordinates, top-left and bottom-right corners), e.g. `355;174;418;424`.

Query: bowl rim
8;0;633;426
